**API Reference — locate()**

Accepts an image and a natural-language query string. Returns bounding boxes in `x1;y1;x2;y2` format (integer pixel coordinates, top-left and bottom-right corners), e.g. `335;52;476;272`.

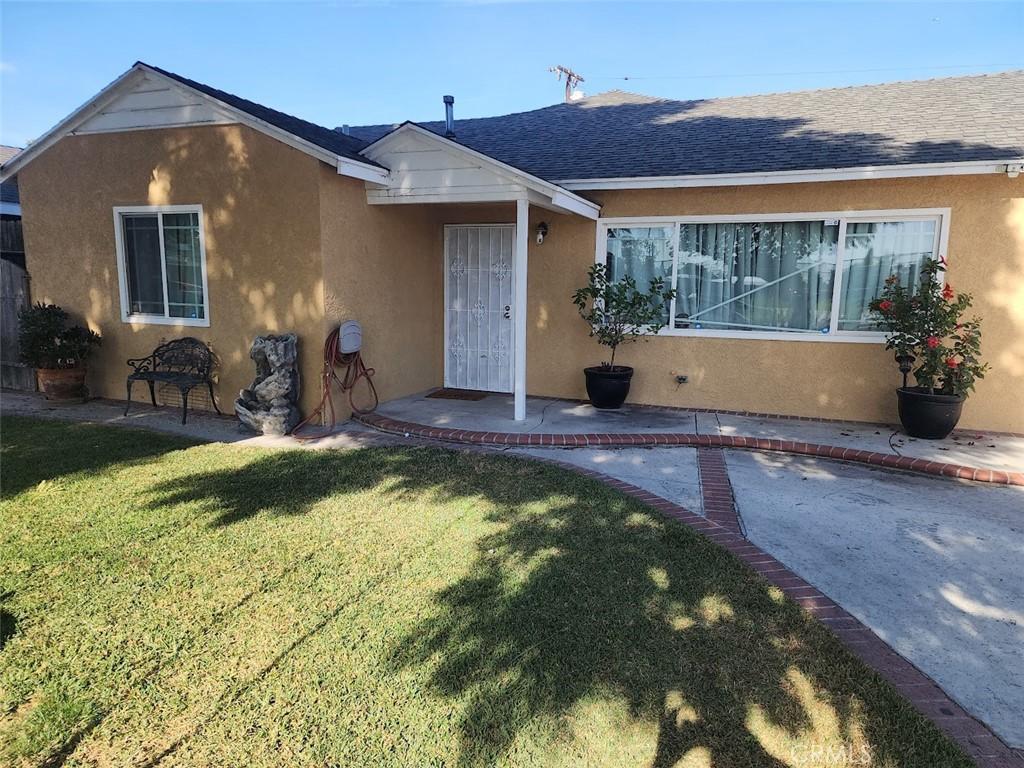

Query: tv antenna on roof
549;65;585;103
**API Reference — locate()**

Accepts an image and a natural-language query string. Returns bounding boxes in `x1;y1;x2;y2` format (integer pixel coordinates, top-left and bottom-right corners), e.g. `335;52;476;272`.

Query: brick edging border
512;450;1022;767
696;447;743;534
355;413;1024;486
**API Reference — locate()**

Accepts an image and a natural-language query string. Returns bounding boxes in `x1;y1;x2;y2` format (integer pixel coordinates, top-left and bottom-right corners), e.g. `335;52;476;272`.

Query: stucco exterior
521;175;1024;433
18;125;327;415
16;123;1024;433
317;167;444;408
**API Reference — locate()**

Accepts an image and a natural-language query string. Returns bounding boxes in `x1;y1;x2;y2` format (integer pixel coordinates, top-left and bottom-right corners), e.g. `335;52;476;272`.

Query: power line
591;63;1024;82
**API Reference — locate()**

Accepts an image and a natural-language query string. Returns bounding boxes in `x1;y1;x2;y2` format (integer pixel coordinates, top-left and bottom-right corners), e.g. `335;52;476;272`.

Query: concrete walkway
376;391;1024;474
0;390;397;450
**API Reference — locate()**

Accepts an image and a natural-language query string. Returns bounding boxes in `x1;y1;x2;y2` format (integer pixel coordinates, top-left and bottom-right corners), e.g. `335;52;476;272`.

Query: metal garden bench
124;337;220;424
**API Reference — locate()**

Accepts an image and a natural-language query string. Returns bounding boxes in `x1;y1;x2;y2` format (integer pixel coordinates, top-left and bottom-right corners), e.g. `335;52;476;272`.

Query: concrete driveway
728;450;1024;749
517;444;1024;750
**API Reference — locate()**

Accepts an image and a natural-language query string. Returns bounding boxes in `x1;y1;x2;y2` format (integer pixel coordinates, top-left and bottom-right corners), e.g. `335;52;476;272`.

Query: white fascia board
337;157;389;183
0;66;148;182
368;188;526;205
557;159;1024;190
0;63;389;185
0;202;21;216
363;123;600;218
549;190;599;220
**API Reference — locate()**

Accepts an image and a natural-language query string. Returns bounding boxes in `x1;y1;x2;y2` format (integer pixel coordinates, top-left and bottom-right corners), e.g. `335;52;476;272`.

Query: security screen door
444;225;515;392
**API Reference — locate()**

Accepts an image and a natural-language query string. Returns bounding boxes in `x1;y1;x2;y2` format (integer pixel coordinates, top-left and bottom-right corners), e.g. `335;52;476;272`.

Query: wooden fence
1;260;35;390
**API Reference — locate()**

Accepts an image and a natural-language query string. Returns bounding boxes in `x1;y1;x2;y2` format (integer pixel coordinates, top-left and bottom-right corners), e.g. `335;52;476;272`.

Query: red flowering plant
868;258;987;398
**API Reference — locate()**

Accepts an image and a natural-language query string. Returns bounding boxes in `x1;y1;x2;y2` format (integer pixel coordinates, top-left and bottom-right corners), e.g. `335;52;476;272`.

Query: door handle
503;305;511;319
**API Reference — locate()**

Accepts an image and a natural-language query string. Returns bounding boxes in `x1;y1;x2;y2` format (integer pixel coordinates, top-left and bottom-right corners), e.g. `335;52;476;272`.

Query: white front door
444;224;515;392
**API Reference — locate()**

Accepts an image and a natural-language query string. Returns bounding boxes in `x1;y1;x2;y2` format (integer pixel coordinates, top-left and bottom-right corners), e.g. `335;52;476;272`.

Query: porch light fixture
536;222;549;245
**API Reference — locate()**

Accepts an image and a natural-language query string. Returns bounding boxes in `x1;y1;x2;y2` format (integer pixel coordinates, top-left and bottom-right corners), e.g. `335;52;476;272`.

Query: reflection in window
839;220;937;331
606;226;674;322
675;221;838;333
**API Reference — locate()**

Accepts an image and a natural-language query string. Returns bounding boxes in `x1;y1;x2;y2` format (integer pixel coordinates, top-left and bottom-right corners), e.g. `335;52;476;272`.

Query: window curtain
675;221;838;333
839;220;936;331
606;227;674;322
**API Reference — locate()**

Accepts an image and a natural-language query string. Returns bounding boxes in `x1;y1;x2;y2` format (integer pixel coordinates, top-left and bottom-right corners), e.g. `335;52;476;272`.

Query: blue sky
1;1;1021;148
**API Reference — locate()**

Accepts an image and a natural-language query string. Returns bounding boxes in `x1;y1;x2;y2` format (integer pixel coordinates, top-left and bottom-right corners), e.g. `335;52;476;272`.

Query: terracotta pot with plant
572;264;676;409
869;257;987;439
18;303;102;403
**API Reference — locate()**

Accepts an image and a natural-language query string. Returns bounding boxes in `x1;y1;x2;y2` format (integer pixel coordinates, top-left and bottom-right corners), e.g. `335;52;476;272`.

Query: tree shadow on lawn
0;416;198;498
387;488;959;767
0;591;16;651
141;446;965;767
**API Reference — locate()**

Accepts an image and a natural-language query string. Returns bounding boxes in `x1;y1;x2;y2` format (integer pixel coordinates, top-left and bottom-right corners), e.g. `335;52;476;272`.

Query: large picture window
113;205;209;326
597;209;946;342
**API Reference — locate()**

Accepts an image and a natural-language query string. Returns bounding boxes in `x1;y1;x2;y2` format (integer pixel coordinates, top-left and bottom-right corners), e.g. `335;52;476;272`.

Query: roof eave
557;159;1024;191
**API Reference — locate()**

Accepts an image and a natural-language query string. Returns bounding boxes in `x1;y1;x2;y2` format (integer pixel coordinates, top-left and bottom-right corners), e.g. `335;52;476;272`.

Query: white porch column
513;197;529;421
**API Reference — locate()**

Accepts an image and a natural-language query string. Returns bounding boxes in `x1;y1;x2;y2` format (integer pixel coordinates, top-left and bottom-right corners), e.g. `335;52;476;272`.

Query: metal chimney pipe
443;95;455;138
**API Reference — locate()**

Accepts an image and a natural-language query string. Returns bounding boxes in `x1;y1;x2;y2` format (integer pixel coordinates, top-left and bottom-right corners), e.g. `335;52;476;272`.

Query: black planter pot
897;387;965;440
584;365;634;410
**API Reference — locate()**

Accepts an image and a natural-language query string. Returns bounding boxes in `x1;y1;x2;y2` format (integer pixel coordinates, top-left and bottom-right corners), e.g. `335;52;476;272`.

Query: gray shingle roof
141;63;383;168
0;148;19;205
0;146;21;165
349;71;1024;181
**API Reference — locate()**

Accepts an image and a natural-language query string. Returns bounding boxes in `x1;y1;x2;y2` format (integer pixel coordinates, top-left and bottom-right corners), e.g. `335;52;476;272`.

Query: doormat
426;388;489;401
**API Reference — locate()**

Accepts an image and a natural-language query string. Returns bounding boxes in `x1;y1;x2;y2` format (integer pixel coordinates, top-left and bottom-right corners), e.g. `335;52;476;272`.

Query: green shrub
572;264;675;369
17;303;101;369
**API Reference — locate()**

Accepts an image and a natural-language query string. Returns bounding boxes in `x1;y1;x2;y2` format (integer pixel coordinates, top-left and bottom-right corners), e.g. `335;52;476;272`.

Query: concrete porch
368;389;1024;478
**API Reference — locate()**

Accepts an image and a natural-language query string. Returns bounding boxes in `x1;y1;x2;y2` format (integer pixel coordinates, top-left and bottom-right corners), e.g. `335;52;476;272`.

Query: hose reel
290;320;378;438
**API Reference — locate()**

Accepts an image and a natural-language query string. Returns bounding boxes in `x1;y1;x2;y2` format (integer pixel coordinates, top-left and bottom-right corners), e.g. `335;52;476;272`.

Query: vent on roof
334;125;351;136
443;95;455;139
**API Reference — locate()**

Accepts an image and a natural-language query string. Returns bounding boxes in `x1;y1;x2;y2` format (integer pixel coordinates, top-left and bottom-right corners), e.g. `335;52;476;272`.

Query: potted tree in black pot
572;263;675;410
18;303;101;403
869;258;987;439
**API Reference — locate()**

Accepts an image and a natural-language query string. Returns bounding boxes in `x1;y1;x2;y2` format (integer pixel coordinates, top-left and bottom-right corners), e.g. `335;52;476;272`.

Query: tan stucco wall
522;175;1024;432
18;125;327;415
317;168;446;415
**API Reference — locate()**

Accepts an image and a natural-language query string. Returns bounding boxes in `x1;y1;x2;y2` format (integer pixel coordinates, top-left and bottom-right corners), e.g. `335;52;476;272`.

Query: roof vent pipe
443;95;455;138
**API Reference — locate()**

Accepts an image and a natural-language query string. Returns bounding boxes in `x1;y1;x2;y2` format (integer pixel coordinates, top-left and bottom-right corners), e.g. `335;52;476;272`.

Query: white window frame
112;204;211;327
595;207;950;344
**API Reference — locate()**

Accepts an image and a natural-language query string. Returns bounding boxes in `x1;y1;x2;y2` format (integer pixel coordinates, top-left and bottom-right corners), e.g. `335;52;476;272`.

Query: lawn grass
0;415;970;767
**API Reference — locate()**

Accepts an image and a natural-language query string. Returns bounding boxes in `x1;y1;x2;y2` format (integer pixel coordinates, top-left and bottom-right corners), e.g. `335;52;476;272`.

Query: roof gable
76;69;235;134
142;63;375;166
0;63;386;183
361;123;599;218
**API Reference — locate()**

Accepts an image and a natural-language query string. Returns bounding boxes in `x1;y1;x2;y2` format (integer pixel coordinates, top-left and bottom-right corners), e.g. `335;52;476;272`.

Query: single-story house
2;63;1022;431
